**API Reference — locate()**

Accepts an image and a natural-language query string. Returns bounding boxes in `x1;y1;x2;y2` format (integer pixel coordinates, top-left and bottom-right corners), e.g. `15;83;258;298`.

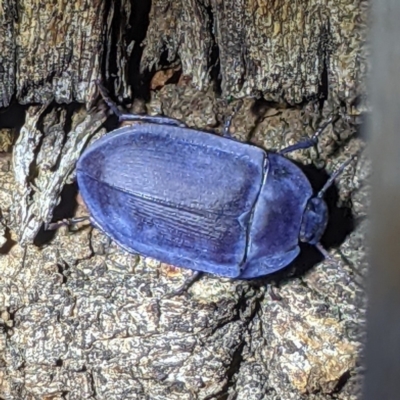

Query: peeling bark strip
12;105;106;244
142;0;368;106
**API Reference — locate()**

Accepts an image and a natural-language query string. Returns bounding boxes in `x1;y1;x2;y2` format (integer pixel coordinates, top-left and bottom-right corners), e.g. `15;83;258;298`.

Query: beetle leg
164;271;203;298
267;283;283;301
97;81;187;128
118;114;188;128
279;116;337;154
47;216;90;231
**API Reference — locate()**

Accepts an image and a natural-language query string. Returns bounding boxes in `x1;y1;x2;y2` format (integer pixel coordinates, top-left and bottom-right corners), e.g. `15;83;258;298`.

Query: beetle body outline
77;120;332;279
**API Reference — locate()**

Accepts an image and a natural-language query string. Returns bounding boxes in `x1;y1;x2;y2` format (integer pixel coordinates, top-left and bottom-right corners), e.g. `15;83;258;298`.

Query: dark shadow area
300;161;355;250
205;5;221;96
101;108;121;132
161;69;182;87
331;370;352;394
34;182;79;247
55;358;63;367
318;56;329;109
0;226;18;254
57;262;69;284
317;21;330;109
104;0;220;105
126;0;152;101
0;102;27;131
250;97;280;118
100;0;152;102
246;243;324;293
62;102;86;140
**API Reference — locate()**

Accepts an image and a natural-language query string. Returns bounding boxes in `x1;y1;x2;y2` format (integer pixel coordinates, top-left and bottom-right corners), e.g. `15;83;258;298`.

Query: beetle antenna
96;80;187;127
317;155;356;198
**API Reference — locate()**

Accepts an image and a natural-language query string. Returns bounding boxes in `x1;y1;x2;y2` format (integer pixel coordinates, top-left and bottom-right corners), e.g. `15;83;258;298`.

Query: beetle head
299;197;328;245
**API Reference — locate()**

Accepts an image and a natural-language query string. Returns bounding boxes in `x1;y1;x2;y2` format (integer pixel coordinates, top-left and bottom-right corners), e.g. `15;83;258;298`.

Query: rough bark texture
142;0;368;108
0;0;133;107
0;0;368;399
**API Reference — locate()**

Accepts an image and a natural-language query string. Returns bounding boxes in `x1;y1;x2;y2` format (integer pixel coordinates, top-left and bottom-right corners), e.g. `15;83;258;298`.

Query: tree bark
0;1;368;399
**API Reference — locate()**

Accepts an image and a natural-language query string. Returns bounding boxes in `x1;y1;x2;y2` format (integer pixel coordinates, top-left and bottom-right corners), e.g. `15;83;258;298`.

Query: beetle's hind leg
46;216;90;230
279;116;337;155
96;81;187;128
266;283;283;301
164;271;203;298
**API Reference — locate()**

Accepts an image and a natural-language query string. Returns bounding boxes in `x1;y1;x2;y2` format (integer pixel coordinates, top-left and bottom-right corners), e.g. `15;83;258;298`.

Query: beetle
75;85;352;279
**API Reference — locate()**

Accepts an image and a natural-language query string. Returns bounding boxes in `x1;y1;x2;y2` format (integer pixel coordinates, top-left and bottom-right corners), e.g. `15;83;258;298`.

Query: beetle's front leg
96;81;187;128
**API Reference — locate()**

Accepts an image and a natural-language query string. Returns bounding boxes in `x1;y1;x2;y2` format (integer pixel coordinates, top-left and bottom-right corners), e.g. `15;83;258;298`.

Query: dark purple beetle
76;89;351;279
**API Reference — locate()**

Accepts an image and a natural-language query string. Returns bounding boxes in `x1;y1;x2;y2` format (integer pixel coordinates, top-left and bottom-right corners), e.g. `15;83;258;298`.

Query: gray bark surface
0;1;368;399
143;0;368;107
